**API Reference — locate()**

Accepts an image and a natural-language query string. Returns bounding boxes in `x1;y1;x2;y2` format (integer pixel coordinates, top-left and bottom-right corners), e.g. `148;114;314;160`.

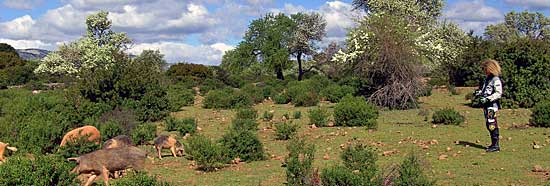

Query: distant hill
16;49;50;61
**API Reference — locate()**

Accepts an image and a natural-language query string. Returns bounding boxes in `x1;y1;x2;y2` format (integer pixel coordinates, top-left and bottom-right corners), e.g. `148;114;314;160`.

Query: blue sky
1;0;549;65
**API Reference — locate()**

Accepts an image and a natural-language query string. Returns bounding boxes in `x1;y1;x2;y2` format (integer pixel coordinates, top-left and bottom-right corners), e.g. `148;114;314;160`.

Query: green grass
147;88;550;186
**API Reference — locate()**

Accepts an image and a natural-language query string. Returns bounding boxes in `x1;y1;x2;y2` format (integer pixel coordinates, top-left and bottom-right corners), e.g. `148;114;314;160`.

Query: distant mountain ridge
16;49;50;61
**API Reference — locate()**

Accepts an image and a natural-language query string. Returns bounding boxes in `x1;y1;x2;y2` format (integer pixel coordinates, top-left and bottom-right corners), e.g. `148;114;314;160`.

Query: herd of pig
0;125;186;186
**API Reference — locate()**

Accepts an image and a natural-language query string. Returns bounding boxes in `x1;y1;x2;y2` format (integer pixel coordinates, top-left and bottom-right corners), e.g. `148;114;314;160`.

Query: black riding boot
487;128;500;152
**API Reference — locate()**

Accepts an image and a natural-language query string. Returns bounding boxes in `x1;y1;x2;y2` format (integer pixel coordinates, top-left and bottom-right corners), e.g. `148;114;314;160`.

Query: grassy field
145;87;550;186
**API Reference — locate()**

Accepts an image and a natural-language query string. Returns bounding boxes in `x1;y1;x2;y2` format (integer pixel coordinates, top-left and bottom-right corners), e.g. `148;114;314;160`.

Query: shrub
288;82;319;107
530;101;550;127
97;121;124;141
184;135;229;171
199;78;226;95
263;111;274;121
262;85;276;99
166;85;194;112
219;129;265;162
131;123;157;145
0;155;78;186
275;122;298;140
432;108;464;125
293;111;302;119
321;166;365;186
321;84;356;103
235;108;258;120
241;84;264;103
334;95;378;128
165;116;197;135
231;119;259;131
394;153;435;186
448;85;459;95
285;138;316;186
341;144;377;180
419;85;433;97
274;92;291;104
105;171;172;186
308;107;329;127
57;136;100;159
97;107;138;135
202;88;252;109
283;113;290;120
166;63;213;80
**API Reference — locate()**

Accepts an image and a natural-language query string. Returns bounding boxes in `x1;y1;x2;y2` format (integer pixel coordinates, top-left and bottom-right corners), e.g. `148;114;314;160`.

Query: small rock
446;147;452;152
328;122;334;127
422;145;430;150
197;126;203;131
431;124;438;128
352;170;360;174
533;165;544;172
323;154;330;160
452;153;459;157
533;145;542;149
475;140;480;143
438;154;448;160
430;139;439;145
507;137;512;141
310;124;317;129
454;141;460;145
465;144;470;148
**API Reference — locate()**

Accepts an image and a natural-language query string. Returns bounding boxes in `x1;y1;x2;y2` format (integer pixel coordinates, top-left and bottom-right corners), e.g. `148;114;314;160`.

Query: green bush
308;107;329;127
334;95;378;128
261;85;276;99
288;81;319;107
105;171;172;186
199;78;227;95
321;166;365;186
293;111;302;119
320;84;356;103
166;63;213;80
219;129;265;162
448;85;459;95
231;119;259;131
235;108;258;120
283;112;290;120
273;92;291;104
419;85;433;97
432;108;464;125
394;153;435;186
131;123;157;145
97;121;124;141
285;138;316;186
202;88;252;109
341;144;377;180
167;85;194;112
164;117;197;135
184;135;229;171
275;122;298;140
241;84;264;103
97;107;138;136
263;111;274;121
0;155;78;186
530;101;550;127
57;136;100;159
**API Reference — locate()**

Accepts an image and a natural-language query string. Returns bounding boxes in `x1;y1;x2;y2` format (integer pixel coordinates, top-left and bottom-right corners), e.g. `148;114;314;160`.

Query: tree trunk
297;52;303;81
276;66;285;80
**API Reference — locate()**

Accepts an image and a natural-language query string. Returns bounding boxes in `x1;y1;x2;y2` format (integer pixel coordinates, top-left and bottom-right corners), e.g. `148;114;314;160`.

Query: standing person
475;59;503;152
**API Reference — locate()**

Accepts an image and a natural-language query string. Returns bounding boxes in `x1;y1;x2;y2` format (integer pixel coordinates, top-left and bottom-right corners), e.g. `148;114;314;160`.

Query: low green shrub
293;111;302;119
334;95;378;128
432;108;464;125
321;166;365;186
320;84;356;103
0;155;78;186
164;116;197;135
275;122;298;140
285;138;316;186
184;135;229;171
219;129;265;162
105;171;172;186
97;107;138;136
97;121;124;142
288;82;319;107
166;85;194;112
394;153;435;186
308;107;329;127
419;85;433;97
262;85;276;99
57;136;100;159
341;144;377;180
199;78;226;95
283;113;290;120
131;123;157;145
263;111;274;121
530;101;550;127
231;119;259;131
235;108;258;120
202;88;252;109
273;92;291;104
448;85;459;95
241;84;264;103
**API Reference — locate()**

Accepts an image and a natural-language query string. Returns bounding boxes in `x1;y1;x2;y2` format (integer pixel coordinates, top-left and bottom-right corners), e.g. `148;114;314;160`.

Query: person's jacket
477;75;503;108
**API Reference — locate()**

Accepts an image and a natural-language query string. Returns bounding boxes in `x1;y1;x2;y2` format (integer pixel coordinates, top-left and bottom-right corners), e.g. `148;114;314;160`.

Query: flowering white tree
35;11;131;76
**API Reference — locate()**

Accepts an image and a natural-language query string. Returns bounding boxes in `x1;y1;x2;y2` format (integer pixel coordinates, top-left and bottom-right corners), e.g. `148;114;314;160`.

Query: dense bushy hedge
285;138;316;186
287;81;319;107
275;122;298;140
166;63;213;80
320;84;356;103
394;154;435;186
495;39;550;108
308;107;330;127
235;108;258;120
334;95;378;128
0;155;78;185
131;123;157;145
184;135;229;171
202;88;252;109
321;144;377;185
273;92;291;104
105;171;172;186
530;101;550;128
432;108;464;125
219;129;265;162
167;84;195;112
241;84;264;103
164;117;197;136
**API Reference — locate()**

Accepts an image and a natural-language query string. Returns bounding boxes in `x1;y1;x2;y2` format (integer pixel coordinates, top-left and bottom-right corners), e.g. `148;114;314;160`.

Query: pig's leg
170;147;177;158
101;166;110;186
156;146;162;160
83;174;97;186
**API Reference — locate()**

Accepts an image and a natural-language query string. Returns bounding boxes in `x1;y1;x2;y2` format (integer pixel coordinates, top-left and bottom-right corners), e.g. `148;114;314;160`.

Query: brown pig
60;126;101;147
103;135;133;149
154;135;184;160
68;146;147;186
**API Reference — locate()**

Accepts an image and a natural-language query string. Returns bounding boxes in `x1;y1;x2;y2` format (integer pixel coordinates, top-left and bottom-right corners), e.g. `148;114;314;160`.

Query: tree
485;11;549;42
289;12;326;81
35;11;131;76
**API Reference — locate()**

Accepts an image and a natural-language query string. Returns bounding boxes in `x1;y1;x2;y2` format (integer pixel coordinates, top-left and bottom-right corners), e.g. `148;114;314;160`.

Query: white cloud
443;0;503;34
128;41;232;65
0;15;36;39
163;3;218;32
504;0;550;10
210;43;235;53
2;0;43;10
108;5;155;28
0;38;57;50
318;1;362;46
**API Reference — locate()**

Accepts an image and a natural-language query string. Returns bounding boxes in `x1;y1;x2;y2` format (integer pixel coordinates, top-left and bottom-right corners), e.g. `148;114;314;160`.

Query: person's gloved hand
474;89;482;96
480;97;489;104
